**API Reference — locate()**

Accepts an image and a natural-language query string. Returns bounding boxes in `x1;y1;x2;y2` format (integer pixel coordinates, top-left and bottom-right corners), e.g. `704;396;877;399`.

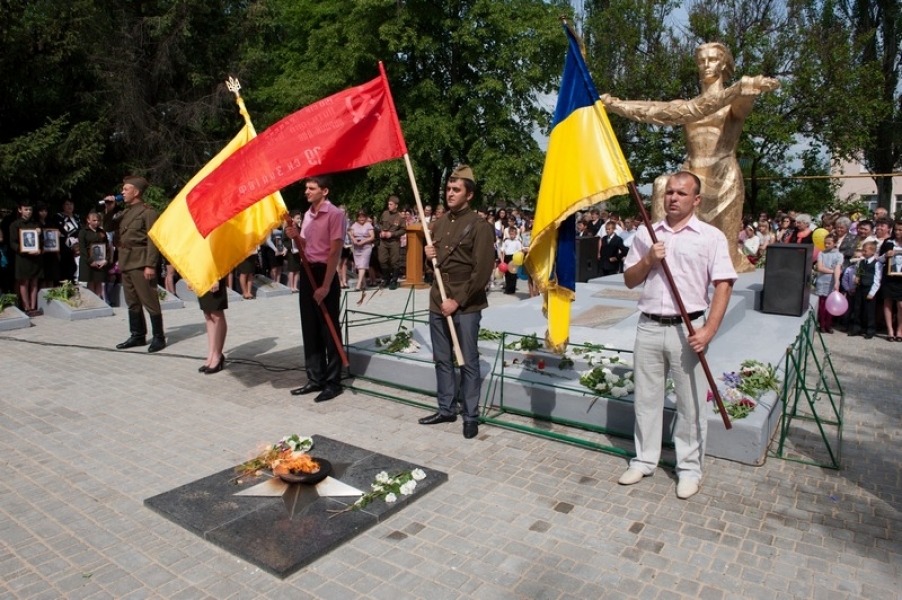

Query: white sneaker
617;468;646;485
676;479;699;499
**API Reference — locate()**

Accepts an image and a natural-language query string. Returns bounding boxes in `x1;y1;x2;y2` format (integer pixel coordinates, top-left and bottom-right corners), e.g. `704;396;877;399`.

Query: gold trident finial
226;76;241;97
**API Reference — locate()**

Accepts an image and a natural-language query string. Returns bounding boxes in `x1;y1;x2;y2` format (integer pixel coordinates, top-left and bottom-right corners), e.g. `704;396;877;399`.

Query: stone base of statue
347;269;810;466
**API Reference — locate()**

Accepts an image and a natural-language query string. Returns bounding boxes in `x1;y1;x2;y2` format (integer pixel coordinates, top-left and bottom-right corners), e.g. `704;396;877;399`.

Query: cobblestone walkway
0;288;899;599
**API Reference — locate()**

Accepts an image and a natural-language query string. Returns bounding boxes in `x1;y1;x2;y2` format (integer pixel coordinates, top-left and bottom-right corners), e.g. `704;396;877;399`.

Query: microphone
99;194;124;205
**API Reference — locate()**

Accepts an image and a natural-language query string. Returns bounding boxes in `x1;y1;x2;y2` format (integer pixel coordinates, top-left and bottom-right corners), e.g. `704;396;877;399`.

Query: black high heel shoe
204;356;225;374
198;364;209;373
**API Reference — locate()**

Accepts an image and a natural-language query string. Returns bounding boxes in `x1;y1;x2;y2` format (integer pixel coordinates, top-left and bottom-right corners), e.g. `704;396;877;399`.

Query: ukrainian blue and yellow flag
525;23;633;352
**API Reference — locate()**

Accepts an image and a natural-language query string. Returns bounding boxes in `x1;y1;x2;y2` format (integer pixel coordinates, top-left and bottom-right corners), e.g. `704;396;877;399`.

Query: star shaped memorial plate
144;435;447;578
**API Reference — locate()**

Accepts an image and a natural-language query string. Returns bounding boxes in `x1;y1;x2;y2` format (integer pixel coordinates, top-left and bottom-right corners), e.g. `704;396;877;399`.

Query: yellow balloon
812;227;828;250
511;251;525;266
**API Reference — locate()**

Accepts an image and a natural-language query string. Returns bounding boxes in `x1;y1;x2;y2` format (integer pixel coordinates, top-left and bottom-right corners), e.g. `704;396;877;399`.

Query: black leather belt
642;311;704;325
441;272;471;283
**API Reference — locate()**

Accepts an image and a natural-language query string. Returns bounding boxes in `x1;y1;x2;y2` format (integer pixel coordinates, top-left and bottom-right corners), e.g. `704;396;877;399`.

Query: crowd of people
734;208;902;341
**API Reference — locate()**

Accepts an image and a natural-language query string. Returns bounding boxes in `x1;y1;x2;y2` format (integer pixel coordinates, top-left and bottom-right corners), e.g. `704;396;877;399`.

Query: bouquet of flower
708;360;780;420
330;468;427;516
708;388;757;420
236;434;313;477
505;332;541;351
733;360;781;397
579;365;634;398
374;326;420;354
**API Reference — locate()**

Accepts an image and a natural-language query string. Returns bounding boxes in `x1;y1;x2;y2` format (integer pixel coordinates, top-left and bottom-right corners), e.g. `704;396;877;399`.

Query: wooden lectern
403;223;430;289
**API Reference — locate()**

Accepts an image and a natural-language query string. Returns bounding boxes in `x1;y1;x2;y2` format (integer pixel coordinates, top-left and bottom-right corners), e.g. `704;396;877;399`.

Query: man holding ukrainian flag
528;22;734;500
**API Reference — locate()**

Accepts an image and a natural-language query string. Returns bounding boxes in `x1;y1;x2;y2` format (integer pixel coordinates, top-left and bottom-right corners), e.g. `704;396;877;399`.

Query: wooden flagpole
402;154;466;366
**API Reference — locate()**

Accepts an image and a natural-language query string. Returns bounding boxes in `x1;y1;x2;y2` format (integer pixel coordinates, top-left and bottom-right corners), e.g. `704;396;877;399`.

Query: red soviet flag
187;64;407;237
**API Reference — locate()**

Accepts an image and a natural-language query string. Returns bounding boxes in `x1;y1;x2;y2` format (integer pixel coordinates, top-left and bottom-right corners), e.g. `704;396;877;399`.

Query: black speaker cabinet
762;243;814;316
576;236;599;283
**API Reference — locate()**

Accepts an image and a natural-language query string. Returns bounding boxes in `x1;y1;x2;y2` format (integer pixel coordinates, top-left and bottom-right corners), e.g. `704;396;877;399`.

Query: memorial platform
348;270;806;466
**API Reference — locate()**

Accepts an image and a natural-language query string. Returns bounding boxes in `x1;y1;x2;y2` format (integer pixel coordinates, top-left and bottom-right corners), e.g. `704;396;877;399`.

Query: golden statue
601;43;780;272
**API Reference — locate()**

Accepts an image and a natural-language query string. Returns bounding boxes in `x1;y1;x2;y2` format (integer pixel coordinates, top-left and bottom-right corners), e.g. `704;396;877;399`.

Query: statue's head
695;42;734;82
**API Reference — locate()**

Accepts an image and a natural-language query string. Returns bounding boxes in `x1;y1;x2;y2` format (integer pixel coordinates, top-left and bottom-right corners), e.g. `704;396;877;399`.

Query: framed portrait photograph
274;235;284;251
889;253;902;277
90;243;106;264
19;229;41;254
42;229;60;253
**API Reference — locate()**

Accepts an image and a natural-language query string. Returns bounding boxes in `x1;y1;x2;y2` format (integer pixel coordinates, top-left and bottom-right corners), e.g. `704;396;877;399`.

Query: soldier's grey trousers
429;309;482;423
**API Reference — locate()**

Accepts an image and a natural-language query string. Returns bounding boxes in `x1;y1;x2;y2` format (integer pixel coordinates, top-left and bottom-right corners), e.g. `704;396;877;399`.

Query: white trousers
629;314;707;482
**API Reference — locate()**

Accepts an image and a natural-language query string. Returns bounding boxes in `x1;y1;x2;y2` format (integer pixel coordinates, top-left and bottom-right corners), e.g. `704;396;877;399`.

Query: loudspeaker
576;236;599;282
762;243;814;316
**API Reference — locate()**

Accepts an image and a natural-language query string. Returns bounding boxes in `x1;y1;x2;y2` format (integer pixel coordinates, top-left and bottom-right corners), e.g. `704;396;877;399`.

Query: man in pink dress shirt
618;171;737;499
284;175;347;403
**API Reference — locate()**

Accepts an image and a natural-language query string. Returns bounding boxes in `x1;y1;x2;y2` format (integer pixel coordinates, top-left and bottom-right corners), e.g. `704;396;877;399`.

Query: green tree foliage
837;0;902;209
1;0;571;216
582;0;887;217
0;0;108;206
0;0;249;211
240;0;570;213
582;0;690;182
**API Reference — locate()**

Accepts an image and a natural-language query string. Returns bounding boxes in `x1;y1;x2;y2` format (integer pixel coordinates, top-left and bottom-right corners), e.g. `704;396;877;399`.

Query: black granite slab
144;435;448;578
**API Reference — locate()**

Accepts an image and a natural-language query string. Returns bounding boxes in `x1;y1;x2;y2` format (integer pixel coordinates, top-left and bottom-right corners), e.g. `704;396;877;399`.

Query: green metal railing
341;293;841;469
771;312;844;469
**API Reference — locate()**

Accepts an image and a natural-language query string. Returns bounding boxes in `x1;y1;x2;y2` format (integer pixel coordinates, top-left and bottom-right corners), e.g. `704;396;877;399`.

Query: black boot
388;269;398;290
147;313;166;353
116;311;147;349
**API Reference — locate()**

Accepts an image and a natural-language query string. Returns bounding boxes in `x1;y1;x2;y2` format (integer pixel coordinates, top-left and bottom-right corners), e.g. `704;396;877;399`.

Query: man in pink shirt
284;175;347;402
619;171;737;499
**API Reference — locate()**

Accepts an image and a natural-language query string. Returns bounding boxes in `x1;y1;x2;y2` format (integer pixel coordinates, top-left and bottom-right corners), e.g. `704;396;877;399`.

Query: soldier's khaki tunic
114;202;162;315
377;209;406;274
428;207;495;313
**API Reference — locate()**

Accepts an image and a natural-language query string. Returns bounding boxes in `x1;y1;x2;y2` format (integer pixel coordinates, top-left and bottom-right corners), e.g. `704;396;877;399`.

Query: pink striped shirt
300;201;346;263
624;215;737;315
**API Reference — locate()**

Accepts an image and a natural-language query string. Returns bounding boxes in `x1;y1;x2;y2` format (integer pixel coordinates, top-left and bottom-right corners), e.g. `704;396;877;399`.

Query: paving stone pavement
0;284;900;599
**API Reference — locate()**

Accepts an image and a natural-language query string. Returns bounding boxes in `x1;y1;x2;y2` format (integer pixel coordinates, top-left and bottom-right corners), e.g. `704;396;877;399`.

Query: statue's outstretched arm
601;76;779;126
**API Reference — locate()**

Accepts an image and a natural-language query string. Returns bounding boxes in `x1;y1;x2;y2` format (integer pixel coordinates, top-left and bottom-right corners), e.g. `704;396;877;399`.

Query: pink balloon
825;290;848;316
498;262;508;273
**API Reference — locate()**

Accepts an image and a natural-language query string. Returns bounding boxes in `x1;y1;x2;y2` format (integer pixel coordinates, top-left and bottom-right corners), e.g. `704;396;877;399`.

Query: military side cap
450;164;475;184
123;175;149;193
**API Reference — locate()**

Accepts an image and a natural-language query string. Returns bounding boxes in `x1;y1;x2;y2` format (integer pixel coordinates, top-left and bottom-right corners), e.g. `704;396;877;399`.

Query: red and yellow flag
186;65;407;237
148;94;286;297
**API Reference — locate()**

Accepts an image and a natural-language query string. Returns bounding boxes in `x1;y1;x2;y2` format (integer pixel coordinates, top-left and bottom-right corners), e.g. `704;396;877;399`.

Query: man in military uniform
105;176;166;352
377;194;405;289
419;165;495;439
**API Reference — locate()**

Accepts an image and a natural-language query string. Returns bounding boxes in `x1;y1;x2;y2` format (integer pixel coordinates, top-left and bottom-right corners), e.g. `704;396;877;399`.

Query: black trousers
503;254;517;293
298;263;342;389
850;287;876;335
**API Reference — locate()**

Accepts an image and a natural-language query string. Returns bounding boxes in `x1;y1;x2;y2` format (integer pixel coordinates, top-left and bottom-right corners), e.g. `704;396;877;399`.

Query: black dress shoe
418;412;457;425
463;421;479;439
116;336;146;349
198;364;209;373
291;383;323;396
147;336;166;353
314;387;342;403
204;356;225;375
